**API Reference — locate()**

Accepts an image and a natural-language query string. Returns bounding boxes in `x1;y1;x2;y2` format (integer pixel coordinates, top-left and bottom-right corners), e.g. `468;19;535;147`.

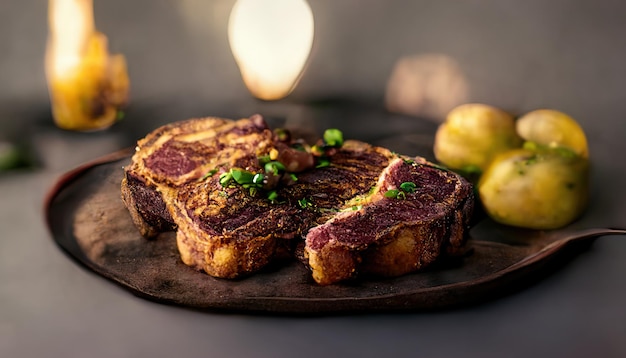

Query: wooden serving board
44;149;624;314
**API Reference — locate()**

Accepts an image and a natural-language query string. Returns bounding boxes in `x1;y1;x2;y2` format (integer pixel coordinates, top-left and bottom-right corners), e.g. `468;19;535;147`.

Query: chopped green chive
252;173;265;185
399;182;417;193
219;172;233;187
231;169;255;185
323;128;344;147
267;190;278;202
316;158;331;168
200;168;218;181
298;197;312;209
385;189;400;198
385;182;417;199
264;161;285;175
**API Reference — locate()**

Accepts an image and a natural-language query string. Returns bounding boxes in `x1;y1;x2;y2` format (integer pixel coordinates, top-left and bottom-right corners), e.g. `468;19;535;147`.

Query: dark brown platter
45;149;626;314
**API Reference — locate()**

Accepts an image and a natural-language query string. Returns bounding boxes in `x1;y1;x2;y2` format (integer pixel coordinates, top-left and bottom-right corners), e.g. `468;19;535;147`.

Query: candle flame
46;0;129;131
228;0;314;101
48;0;95;77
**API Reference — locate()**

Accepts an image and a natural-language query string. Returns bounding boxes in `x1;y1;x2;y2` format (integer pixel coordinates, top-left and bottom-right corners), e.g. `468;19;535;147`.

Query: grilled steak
121;115;474;284
305;157;474;285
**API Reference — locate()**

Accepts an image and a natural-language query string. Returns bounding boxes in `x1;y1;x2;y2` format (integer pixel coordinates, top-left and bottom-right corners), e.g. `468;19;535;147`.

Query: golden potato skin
478;148;589;229
434;103;522;173
516;109;589;158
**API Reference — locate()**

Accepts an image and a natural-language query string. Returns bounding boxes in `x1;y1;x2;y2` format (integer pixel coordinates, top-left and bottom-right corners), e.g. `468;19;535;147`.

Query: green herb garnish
399;181;417;193
264;161;286;175
219;172;233;187
267;190;279;203
298;197;313;209
231;169;255;185
252;173;265;185
316;158;331;168
220;168;265;196
200;168;218;181
385;181;417;200
323;128;344;147
384;189;400;198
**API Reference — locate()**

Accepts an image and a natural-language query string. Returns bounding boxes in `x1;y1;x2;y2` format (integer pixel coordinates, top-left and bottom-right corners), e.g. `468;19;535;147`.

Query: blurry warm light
46;0;129;131
385;54;468;122
48;0;94;76
228;0;314;101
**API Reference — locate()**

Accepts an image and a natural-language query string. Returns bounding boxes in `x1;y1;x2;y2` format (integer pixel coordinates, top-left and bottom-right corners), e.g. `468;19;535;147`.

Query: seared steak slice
304;158;474;285
121;115;273;238
122;115;474;283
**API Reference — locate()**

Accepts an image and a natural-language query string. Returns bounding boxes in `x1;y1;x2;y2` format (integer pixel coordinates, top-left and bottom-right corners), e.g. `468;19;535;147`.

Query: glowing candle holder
228;0;314;101
46;0;129;131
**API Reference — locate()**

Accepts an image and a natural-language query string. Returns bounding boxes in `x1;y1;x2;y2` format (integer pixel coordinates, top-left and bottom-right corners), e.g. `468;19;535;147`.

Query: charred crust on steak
121;115;474;284
304;159;474;285
120;173;176;238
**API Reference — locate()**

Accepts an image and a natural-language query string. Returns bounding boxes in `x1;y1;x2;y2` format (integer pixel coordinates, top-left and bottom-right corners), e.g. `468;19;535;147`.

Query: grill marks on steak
280;142;393;214
138;115;271;186
305;158;474;285
121;116;274;240
121;116;474;284
168;140;394;278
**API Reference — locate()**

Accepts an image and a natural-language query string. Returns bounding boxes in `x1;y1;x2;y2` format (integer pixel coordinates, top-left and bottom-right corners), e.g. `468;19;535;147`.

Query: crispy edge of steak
121;173;175;238
304;158;474;285
121;115;273;239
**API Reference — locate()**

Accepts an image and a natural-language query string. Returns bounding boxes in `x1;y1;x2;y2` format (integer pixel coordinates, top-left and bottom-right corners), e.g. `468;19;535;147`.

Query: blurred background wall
1;0;625;137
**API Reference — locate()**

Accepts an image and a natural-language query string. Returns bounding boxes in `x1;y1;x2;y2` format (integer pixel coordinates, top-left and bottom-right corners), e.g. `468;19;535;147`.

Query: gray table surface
2;1;626;357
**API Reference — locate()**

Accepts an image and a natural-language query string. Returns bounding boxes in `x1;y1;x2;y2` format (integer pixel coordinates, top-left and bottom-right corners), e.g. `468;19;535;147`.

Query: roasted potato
478;145;589;229
434;103;522;174
516;109;589;158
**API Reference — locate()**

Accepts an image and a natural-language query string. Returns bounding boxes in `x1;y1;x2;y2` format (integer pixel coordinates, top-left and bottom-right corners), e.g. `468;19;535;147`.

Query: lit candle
228;0;314;101
46;0;129;131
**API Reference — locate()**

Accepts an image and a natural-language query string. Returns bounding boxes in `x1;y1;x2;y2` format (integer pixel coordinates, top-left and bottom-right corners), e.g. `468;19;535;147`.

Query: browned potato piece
434;103;522;174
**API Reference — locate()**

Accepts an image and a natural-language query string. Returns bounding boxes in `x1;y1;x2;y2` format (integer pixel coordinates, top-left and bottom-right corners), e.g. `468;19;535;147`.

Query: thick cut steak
121;115;474;284
305;157;473;285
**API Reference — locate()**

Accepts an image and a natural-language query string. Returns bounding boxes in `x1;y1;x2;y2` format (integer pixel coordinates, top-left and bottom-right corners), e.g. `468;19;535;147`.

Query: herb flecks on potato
434;105;590;230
